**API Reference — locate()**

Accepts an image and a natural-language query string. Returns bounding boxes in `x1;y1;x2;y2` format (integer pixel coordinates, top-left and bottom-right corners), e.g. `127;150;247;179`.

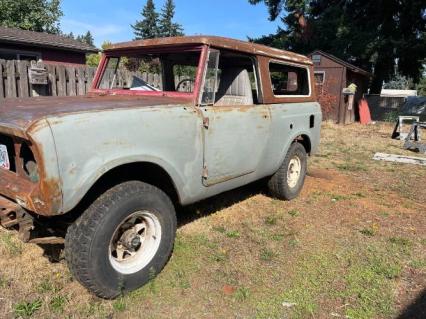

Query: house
0;27;98;65
308;50;370;124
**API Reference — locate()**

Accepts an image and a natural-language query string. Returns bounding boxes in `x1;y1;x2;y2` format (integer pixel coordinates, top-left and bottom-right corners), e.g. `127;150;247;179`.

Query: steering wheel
176;78;194;92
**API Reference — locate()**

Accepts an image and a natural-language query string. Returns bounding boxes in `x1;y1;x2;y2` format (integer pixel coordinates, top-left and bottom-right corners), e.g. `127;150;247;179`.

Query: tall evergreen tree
132;0;159;40
159;0;183;37
249;0;426;93
76;31;94;46
0;0;63;34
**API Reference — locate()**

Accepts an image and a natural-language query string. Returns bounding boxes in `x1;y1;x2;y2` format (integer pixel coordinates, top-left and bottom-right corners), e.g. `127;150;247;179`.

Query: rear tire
268;142;307;200
64;181;176;299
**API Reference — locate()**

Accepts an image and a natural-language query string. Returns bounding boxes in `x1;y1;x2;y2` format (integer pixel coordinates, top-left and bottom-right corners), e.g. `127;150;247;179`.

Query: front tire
65;181;176;299
268;142;307;200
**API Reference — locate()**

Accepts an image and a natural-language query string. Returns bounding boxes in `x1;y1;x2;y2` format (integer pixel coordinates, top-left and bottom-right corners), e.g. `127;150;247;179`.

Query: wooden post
17;61;30;98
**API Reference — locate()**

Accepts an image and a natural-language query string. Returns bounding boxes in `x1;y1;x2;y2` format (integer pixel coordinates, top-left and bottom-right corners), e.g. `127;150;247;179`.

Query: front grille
0;134;39;182
0;134;16;172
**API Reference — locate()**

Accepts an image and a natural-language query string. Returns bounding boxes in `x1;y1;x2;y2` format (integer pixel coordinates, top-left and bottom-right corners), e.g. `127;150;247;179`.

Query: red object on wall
359;98;372;124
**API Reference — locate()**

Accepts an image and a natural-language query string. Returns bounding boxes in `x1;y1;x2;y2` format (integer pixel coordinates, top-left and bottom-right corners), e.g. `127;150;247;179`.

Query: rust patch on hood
0;95;191;132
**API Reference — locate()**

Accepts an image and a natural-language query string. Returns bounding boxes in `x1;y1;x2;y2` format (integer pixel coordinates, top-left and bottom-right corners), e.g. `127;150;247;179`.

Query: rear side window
269;62;310;96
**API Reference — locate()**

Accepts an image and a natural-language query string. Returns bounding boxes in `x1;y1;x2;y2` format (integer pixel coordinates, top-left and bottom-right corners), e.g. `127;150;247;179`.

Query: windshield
98;50;201;94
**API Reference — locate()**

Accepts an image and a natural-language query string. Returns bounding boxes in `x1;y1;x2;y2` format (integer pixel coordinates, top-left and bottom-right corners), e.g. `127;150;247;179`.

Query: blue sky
60;0;281;48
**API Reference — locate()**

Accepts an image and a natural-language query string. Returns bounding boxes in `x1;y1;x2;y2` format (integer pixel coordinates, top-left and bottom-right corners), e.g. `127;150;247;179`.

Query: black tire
64;181;176;299
268;142;307;200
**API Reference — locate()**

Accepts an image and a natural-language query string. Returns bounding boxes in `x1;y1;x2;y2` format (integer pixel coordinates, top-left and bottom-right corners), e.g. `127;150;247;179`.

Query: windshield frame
91;45;208;104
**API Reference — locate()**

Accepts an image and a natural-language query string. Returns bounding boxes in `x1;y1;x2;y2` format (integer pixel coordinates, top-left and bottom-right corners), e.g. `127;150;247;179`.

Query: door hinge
203;117;210;129
202;165;208;179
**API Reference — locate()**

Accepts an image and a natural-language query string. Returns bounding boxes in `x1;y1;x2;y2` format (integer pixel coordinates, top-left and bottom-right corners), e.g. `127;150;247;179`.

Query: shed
0;27;98;65
308;50;370;124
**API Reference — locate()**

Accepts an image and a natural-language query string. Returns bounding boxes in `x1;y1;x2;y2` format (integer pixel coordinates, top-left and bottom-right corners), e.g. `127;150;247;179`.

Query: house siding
0;43;87;65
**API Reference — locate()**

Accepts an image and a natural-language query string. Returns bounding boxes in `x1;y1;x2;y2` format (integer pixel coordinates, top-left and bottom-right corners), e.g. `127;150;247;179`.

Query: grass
360;227;376;237
0;123;425;318
0;232;23;256
288;209;300;217
50;295;67;313
14;300;42;318
260;248;277;261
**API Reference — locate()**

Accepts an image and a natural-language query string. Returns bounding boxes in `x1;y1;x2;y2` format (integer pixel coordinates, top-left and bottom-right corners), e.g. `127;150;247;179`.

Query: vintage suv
0;36;321;298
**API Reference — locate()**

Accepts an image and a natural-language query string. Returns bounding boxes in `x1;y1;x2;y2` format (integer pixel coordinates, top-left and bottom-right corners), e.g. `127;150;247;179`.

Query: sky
60;0;282;48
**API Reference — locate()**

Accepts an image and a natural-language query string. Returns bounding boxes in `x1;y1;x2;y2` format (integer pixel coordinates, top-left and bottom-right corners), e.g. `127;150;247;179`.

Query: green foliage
159;0;183;37
132;0;184;40
14;299;42;318
288;209;300;217
50;295;67;313
86;53;100;67
383;110;399;123
225;230;241;238
416;76;426;96
132;0;159;40
76;31;94;46
260;248;277;261
0;0;62;34
86;41;112;67
113;298;126;312
383;74;414;90
249;0;426;93
234;287;250;302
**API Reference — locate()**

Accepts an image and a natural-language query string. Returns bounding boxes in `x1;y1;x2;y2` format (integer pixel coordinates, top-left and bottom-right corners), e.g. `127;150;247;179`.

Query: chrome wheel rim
287;156;302;188
109;211;162;275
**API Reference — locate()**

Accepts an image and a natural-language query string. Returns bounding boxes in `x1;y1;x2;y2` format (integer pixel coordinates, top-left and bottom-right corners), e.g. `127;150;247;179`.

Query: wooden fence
0;59;195;100
364;94;407;121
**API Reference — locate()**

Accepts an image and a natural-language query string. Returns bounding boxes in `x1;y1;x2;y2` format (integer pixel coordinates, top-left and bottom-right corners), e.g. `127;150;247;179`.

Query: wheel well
295;134;311;154
64;162;180;221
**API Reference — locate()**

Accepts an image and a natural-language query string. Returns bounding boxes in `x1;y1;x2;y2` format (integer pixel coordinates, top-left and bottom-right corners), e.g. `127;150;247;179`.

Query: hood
0;95;189;135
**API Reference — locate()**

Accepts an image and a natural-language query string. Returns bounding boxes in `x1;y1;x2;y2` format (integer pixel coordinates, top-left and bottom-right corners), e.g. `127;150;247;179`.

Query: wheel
65;181;176;299
268;142;307;200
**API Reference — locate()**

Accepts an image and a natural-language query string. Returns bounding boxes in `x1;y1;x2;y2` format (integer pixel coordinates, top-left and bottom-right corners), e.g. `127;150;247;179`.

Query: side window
269;62;310;96
214;53;259;106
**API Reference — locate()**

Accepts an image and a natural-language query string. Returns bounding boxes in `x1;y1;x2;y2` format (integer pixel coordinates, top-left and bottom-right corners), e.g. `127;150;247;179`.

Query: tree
86;41;112;67
159;0;183;37
248;0;426;93
77;31;94;46
132;0;159;40
383;74;413;90
417;77;426;96
0;0;63;34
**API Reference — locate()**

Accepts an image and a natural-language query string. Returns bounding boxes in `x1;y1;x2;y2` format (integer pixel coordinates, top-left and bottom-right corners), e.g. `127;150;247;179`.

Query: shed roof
310;50;370;76
106;36;312;65
0;27;98;53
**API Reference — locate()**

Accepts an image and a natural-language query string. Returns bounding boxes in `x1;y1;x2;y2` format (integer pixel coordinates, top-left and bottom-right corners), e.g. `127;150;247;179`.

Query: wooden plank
57;65;66;96
6;60;17;98
373;153;426;166
17;60;30;98
67;66;76;96
76;67;85;95
46;64;57;96
86;67;95;92
0;60;4;99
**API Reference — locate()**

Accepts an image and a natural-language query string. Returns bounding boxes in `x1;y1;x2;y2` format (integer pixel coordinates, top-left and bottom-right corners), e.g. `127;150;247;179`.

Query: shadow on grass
176;179;266;227
397;288;426;319
38;179;268;262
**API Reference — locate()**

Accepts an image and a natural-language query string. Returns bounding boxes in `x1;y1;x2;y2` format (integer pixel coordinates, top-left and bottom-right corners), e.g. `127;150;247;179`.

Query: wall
310;53;345;123
0;43;87;65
